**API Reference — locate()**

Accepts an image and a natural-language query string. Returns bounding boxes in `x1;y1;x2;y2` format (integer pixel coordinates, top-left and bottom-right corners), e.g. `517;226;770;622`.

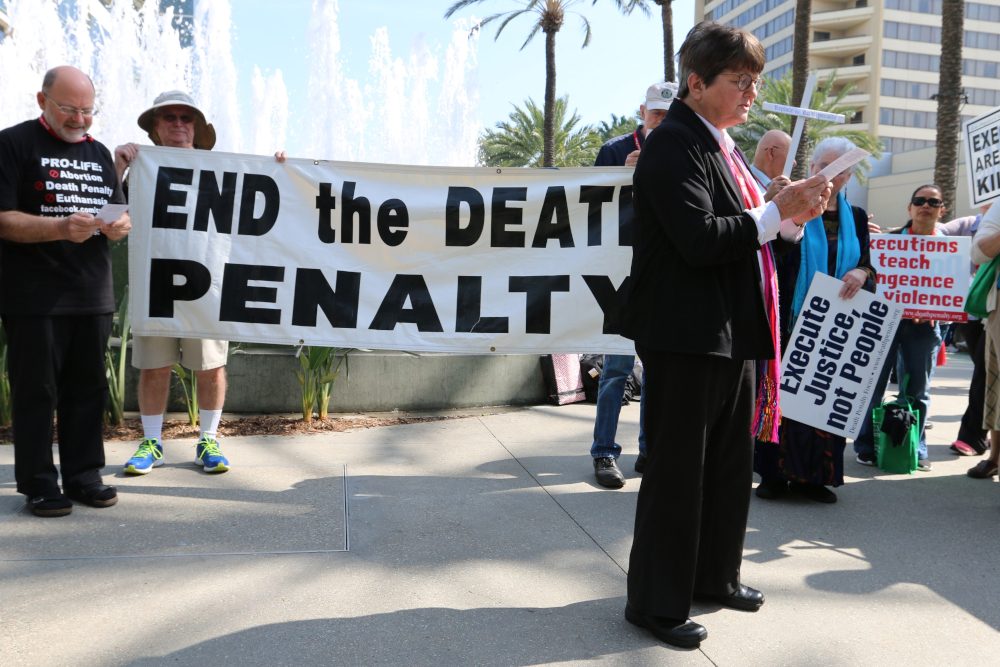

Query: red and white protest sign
870;235;971;322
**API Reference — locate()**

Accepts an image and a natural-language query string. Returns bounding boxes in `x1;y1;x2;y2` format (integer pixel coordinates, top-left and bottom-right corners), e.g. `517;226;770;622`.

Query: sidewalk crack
477;416;627;575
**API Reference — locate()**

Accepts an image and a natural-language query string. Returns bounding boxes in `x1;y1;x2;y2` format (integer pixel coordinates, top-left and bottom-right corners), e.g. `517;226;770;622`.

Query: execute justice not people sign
128;146;636;354
779;273;904;439
870;235;971;322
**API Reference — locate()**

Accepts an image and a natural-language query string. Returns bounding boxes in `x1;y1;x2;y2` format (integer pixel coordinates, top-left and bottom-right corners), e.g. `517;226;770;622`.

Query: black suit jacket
622;99;792;361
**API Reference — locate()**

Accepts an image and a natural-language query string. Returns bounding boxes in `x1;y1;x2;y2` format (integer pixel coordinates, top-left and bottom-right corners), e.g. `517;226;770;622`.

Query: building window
880;107;974;128
881;137;935;153
765;62;792;81
885;20;1000;51
814;31;832;41
851;111;864;124
752;9;794;40
765;35;794;61
884;0;1000;23
882;49;1000;78
724;0;792;29
853;54;866;65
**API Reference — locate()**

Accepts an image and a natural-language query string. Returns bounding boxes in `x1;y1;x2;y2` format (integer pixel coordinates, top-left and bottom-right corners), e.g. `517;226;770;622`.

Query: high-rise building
696;0;1000;153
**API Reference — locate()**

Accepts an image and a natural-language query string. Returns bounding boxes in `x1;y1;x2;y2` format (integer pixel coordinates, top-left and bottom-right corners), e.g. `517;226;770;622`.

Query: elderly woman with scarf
754;137;877;503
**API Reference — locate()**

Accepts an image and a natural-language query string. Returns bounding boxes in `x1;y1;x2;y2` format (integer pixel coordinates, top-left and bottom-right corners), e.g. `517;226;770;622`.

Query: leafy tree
593;111;641;144
731;70;883;184
934;0;964;220
446;0;643;167
478;96;599;167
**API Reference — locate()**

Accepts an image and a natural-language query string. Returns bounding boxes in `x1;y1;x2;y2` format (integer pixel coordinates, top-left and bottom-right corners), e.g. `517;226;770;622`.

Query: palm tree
731;71;883;184
445;0;642;167
654;1;675;81
933;0;965;221
593;111;641;143
790;0;813;180
478;96;600;167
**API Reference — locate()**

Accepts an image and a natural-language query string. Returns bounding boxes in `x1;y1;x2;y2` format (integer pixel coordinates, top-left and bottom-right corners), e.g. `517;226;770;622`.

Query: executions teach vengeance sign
870;235;971;322
128;146;636;354
779;273;903;439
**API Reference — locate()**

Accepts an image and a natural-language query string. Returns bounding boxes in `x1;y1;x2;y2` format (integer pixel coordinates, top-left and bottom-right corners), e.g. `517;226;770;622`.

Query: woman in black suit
621;21;832;648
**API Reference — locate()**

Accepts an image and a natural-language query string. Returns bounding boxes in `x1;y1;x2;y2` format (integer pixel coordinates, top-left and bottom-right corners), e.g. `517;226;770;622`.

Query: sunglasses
911;196;943;208
159;113;195;124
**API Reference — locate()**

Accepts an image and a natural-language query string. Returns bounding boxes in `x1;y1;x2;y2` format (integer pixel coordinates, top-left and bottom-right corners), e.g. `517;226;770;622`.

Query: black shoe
593;457;625;488
624;602;707;648
65;483;118;508
28;492;72;518
634;453;647;474
788;481;837;504
755;480;788;500
706;584;764;612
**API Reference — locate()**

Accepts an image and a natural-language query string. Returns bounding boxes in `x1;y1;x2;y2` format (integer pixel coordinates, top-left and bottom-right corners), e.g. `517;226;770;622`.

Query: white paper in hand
96;203;129;223
816;147;871;180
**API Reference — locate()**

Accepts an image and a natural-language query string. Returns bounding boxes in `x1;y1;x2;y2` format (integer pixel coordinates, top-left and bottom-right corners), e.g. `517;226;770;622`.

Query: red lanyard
633;130;641;151
38;115;92;143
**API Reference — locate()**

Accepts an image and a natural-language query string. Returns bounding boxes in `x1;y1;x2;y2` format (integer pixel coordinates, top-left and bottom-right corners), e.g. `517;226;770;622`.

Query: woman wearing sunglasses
853;184;949;471
754;137;877;503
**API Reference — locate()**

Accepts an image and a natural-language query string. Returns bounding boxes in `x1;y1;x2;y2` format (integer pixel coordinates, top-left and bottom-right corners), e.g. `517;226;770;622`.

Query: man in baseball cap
589;81;677;489
112;91;287;478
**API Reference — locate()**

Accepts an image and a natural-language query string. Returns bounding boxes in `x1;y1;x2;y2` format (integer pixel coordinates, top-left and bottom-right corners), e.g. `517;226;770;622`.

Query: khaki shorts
132;336;229;371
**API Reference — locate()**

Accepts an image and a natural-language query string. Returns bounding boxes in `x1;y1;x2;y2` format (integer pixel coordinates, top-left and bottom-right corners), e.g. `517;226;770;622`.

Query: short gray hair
810;136;856;167
41;69;58;94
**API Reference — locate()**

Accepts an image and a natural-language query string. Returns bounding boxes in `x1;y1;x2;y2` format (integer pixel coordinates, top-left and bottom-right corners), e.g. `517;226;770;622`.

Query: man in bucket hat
113;91;286;476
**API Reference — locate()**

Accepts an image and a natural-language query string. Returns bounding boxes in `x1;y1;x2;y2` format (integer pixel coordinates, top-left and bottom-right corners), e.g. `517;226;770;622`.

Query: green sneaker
194;437;230;473
124;438;164;475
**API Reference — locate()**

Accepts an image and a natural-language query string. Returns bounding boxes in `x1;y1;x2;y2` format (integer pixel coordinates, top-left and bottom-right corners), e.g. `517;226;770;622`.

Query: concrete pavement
1;352;998;666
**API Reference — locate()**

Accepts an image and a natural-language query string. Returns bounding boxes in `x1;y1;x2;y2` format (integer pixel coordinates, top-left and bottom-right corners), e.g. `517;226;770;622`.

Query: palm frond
575;13;593;48
520;21;543;49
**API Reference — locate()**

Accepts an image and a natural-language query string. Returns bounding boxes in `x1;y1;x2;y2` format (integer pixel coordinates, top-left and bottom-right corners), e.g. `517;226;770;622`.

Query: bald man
750;130;794;203
0;66;131;517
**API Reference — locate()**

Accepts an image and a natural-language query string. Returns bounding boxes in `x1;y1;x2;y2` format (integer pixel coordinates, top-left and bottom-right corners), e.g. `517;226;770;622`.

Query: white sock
141;414;163;444
200;409;222;440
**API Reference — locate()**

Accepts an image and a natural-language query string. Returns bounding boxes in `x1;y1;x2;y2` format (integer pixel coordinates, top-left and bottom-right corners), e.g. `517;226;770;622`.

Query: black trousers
628;345;755;620
3;313;112;498
958;321;988;452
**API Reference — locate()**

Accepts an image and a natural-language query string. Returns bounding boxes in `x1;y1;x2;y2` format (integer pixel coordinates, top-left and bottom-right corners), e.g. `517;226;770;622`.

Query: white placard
963;106;1000;206
871;235;970;321
127;146;637;354
816;147;871;180
779;273;904;438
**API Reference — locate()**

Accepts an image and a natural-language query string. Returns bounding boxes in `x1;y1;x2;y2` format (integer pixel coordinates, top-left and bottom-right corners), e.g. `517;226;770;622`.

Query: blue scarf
790;191;861;323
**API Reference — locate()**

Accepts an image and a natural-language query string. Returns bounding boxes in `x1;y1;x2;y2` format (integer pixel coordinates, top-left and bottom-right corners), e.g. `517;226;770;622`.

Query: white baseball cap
645;82;678;111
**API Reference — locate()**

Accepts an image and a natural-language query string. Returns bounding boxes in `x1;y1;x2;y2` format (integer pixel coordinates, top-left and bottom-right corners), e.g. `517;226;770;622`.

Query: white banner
779;273;904;438
128;146;637;354
964;106;1000;207
871;235;971;322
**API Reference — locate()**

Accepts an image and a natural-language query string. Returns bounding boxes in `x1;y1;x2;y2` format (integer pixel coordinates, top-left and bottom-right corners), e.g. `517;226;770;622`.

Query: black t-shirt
0;119;124;315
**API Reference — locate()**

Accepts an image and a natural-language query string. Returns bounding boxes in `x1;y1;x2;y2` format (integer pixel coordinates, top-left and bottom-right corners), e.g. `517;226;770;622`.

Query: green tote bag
965;254;1000;320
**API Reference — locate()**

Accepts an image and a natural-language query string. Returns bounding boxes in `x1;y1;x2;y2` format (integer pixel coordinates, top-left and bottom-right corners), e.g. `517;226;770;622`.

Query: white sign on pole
963;106;1000;206
779;273;904;438
127;146;637;354
761;102;846;124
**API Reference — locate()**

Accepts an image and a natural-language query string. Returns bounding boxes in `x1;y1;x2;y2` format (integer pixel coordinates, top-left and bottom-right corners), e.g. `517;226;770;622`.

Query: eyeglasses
767;145;788;157
158;113;195;125
722;72;762;92
43;92;98;117
911;196;943;207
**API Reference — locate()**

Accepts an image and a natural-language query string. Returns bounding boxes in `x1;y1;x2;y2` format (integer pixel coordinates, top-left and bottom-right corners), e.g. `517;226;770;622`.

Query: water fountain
0;0;481;166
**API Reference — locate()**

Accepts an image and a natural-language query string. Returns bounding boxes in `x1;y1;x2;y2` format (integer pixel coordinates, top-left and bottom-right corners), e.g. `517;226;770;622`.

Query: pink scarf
720;143;782;443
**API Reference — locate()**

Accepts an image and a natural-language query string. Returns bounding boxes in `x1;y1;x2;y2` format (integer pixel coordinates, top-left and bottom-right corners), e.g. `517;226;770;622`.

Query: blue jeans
591;354;646;459
854;320;942;460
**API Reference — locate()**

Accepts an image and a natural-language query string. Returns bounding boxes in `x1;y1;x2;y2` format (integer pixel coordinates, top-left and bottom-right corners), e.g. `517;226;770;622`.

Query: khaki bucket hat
137;90;217;150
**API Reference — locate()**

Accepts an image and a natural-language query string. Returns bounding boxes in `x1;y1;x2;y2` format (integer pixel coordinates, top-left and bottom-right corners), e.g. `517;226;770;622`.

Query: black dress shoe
755;480;788;499
65;483;118;508
708;584;764;611
624;602;707;648
634;453;647;474
593;457;625;489
788;481;837;504
28;493;72;518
